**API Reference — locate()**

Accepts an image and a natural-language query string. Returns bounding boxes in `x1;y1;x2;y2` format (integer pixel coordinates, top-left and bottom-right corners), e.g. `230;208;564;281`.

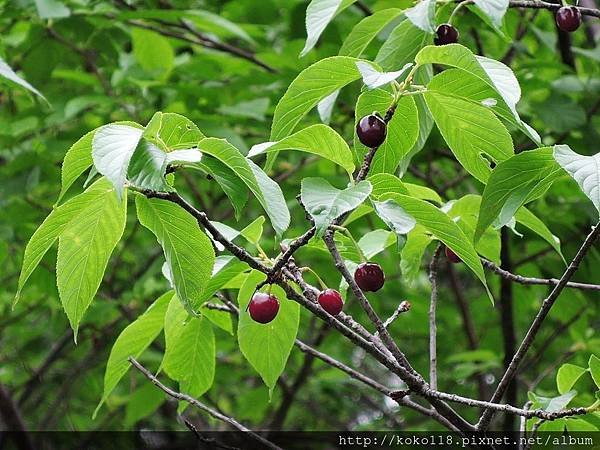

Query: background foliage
1;0;599;437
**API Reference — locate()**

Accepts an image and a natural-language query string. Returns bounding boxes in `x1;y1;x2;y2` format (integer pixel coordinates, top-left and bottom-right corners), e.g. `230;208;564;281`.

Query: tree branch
483;259;600;291
478;221;600;430
428;244;443;391
129;358;283;450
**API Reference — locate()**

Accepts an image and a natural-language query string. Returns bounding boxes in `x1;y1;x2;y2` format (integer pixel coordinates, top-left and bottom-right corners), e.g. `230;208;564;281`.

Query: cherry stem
448;0;469;24
303;266;328;291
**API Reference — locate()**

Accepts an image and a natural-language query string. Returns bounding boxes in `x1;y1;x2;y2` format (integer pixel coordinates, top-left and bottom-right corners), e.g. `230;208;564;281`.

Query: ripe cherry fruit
248;292;280;324
445;246;461;264
434;24;459;46
556;6;582;32
356;114;387;148
354;262;385;292
318;289;344;315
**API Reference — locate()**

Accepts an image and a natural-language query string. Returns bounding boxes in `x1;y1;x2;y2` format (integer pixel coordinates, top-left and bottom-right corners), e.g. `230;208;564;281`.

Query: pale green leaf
473;0;509;27
241;217;265;245
424;91;514;183
57;183;127;337
92;124;144;199
404;0;436;33
238;271;300;390
271;56;362;141
557;364;587;395
16;178;113;305
401;225;432;286
514;207;565;263
475;148;562;241
554;145;600;215
162;298;215;402
198;138;290;236
135;196;215;315
373;200;416;235
301;0;358;57
131;28;174;79
376;20;432;71
94;291;172;418
356;61;413;89
0;56;47;101
143;112;205;151
58;121;143;203
301;178;372;236
249;124;355;176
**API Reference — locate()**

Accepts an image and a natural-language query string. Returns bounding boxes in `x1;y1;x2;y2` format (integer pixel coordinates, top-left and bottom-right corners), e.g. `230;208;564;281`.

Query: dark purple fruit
434;24;459;45
556;6;582;32
356;114;387;148
248;292;280;324
445;247;461;264
318;289;344;315
354;262;385;292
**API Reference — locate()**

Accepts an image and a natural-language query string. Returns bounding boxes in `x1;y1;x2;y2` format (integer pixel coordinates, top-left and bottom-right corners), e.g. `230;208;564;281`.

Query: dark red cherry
434;24;459;45
248;292;280;324
445;247;461;264
556;6;582;32
318;289;344;315
356;114;387;148
354;262;385;292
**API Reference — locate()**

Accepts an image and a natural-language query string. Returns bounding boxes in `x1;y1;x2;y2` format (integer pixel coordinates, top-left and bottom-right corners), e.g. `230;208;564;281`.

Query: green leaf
92;124;144;199
0;56;47;102
554;145;600;215
241;217;265;245
57;182;128;338
131;28;174;79
401;226;432;286
195;157;249;220
249;124;355;177
58;122;143;203
238;271;300;390
162;297;215;404
301;0;358;57
339;8;403;57
514;207;565;263
135;196;215;315
356;61;413;90
301;178;372;236
369;173;409;198
202;256;249;305
404;0;436;33
201;305;234;335
16;178;113;305
376;20;432;71
528;390;577;412
424;91;514;183
473;0;509;27
94;291;172;418
143;112;205;151
404;183;442;205
372;95;419;174
271;56;362;141
475;148;563;242
415;44;540;143
381;194;490;299
124;382;166;427
590;354;600;388
127;141;201;192
373;200;416;235
557;364;588;395
197;138;290;236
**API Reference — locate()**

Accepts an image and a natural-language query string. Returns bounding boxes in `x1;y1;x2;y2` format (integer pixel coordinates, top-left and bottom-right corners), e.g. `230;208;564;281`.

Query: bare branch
428;244;443;391
129;357;283;450
483;259;600;291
